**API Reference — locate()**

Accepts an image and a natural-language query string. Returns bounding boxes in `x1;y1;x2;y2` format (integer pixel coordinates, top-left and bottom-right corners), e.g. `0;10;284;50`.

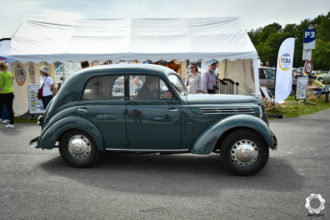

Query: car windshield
168;74;187;95
264;68;276;79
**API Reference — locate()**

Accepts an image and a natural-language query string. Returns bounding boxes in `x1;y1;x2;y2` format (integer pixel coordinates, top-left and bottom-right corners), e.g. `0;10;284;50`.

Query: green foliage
249;11;330;70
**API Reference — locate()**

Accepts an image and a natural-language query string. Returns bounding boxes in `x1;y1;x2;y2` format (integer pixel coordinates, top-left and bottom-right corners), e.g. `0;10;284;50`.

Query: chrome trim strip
200;107;255;115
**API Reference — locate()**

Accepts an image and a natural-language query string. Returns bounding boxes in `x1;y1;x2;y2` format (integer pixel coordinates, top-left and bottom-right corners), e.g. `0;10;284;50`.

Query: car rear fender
37;116;105;151
191;114;276;154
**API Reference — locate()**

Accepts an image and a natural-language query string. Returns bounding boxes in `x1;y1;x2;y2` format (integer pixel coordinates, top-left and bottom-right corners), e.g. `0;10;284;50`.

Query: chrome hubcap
68;135;91;160
231;139;258;166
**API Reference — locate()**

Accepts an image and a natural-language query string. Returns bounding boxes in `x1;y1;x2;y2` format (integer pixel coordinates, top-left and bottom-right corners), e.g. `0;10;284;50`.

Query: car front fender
191;114;277;155
37;116;105;151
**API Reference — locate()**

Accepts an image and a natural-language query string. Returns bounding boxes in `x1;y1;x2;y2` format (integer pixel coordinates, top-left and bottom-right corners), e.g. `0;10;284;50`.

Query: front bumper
30;136;39;146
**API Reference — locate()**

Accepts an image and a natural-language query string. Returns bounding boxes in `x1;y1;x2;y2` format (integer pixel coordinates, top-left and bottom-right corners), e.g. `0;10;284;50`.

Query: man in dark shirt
136;77;159;100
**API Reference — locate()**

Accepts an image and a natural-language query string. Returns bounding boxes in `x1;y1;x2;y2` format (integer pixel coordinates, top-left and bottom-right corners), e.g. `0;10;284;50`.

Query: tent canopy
10;17;258;63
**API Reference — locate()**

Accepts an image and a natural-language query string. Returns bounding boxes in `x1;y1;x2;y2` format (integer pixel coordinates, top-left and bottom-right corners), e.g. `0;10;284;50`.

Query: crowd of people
185;60;219;94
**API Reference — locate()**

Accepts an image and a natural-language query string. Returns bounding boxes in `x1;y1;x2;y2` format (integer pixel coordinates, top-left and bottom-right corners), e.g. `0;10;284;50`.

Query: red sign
304;60;313;74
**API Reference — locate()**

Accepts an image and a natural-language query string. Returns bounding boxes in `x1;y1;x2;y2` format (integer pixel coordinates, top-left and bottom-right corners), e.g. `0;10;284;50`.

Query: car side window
82;75;124;100
129;75;174;100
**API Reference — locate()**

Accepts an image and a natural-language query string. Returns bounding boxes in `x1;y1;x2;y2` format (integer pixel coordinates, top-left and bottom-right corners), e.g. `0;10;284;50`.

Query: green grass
14;117;38;124
267;94;330;119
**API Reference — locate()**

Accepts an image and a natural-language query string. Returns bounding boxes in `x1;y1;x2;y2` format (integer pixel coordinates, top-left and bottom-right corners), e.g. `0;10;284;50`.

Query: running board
105;148;190;154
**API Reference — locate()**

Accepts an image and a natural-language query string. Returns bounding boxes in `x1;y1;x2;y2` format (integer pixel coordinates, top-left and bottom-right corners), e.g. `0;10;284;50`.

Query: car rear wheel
59;130;100;167
318;78;324;84
220;129;269;175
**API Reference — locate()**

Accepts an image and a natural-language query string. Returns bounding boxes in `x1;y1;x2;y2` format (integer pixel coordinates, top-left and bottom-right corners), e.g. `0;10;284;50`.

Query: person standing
201;60;218;94
185;63;202;94
0;62;15;128
39;65;56;109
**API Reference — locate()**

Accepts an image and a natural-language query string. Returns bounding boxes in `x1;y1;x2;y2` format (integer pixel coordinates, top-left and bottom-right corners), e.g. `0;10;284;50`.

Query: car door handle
152;117;163;121
168;108;178;112
76;108;87;113
96;115;115;120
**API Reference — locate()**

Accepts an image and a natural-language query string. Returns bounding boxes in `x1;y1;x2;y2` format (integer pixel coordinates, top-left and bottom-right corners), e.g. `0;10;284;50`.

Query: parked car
30;64;277;175
316;71;330;84
259;67;276;90
309;71;318;79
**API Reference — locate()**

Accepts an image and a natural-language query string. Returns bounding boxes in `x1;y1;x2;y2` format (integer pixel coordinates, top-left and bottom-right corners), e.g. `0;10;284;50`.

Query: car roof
78;64;177;78
259;66;275;70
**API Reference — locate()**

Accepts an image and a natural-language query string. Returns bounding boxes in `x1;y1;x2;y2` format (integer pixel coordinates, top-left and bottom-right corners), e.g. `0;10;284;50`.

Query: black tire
220;129;269;175
59;130;100;168
318;78;324;84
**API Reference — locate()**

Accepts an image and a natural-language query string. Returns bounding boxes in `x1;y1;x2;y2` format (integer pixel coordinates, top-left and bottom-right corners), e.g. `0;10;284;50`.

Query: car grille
200;107;255;115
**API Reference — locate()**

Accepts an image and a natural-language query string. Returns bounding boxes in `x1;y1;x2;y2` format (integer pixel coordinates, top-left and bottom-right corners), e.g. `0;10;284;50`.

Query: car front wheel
220;129;269;175
318;78;324;84
59;130;100;167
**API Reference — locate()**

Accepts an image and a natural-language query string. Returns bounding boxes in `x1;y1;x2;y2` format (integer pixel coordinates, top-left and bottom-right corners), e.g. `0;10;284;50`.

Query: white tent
11;17;258;63
9;17;260;114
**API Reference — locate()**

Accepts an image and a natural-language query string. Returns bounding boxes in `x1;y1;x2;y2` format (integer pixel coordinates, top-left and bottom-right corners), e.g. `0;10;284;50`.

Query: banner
28;85;46;114
274;37;295;103
0;38;11;71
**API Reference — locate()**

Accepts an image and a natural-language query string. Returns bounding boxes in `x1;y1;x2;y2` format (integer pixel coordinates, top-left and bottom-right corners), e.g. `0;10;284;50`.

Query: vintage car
316;71;330;84
30;64;277;175
259;67;276;90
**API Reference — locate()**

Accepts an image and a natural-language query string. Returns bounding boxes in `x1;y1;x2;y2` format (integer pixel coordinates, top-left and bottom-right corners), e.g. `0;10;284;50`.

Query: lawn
267;94;330;118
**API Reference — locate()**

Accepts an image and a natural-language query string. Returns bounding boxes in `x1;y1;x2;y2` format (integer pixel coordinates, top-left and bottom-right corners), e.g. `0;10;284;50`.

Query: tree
248;12;330;70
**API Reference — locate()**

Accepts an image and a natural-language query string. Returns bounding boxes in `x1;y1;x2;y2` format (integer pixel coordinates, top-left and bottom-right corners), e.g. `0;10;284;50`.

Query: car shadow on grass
40;153;305;197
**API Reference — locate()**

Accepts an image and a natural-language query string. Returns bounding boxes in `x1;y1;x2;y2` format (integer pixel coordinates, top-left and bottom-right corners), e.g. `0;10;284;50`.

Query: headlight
37;115;44;126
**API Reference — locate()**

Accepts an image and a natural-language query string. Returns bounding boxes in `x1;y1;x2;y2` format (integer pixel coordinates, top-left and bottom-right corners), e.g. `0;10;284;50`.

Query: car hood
186;94;262;105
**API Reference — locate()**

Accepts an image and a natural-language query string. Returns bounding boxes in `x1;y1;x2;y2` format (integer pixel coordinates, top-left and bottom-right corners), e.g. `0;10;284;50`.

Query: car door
126;74;182;150
78;74;127;148
325;72;330;83
265;68;276;90
259;68;267;87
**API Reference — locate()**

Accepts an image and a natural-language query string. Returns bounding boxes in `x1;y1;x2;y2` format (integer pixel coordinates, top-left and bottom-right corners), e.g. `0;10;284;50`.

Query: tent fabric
10;17;258;63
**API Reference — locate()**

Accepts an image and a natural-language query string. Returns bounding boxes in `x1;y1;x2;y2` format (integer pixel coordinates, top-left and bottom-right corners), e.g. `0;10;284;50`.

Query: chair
307;80;329;102
260;86;274;110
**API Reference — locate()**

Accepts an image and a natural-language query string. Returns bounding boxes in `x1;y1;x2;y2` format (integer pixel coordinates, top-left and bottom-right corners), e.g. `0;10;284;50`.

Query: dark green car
30;64;277;175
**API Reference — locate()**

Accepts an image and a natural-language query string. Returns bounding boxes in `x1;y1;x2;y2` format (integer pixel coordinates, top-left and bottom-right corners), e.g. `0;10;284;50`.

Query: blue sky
1;0;329;38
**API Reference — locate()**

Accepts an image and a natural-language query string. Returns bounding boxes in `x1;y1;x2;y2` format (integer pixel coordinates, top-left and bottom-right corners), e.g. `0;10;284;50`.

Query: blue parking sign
304;29;316;49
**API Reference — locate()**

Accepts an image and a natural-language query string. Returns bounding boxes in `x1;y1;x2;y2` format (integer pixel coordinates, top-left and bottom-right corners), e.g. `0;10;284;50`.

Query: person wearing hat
0;62;15;128
39;65;56;109
201;59;218;94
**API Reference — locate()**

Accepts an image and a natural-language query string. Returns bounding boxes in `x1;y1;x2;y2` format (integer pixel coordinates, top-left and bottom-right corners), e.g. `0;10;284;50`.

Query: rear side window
82;75;124;100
